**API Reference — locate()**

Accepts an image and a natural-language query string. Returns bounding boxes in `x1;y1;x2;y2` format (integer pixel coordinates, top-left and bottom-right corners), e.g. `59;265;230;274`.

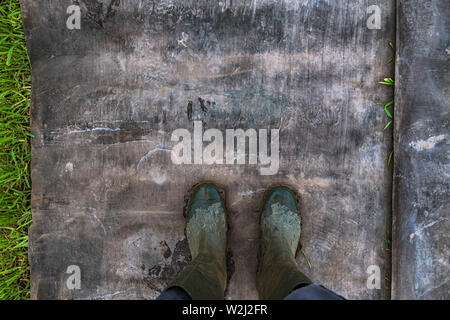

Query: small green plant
384;231;392;251
377;100;393;130
379;78;395;86
387;151;393;166
385;42;395;64
299;249;312;269
377;42;395;166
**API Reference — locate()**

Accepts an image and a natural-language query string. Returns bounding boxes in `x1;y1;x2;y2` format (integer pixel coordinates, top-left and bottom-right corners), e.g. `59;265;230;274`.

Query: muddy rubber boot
256;186;312;300
168;183;228;300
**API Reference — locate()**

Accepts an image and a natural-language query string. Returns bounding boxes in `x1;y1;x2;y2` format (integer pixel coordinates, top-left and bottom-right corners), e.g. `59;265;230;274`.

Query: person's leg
284;284;345;300
156;183;228;300
157;286;192;300
256;186;344;300
256;186;312;299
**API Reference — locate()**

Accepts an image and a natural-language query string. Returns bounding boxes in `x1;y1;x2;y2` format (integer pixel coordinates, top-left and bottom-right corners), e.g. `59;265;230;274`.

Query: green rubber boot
168;183;228;300
256;186;312;300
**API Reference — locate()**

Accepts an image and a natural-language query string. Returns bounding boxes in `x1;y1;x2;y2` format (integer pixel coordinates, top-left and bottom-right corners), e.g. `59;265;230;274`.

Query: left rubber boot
167;183;228;300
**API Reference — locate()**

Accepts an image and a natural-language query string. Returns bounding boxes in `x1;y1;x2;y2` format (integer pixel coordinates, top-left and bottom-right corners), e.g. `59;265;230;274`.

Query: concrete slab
392;0;449;300
22;0;395;299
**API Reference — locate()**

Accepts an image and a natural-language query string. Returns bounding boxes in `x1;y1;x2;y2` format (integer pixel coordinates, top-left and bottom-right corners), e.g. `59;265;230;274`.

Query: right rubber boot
166;183;228;300
256;186;312;300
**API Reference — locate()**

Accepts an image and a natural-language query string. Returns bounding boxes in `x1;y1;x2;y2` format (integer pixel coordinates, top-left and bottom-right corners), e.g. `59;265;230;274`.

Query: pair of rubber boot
167;183;312;300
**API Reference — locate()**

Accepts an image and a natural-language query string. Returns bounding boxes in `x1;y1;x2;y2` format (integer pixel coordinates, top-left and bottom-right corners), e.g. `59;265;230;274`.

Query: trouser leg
284;284;345;300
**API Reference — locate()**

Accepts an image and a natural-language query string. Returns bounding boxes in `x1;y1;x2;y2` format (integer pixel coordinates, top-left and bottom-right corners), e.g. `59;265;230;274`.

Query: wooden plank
392;0;449;299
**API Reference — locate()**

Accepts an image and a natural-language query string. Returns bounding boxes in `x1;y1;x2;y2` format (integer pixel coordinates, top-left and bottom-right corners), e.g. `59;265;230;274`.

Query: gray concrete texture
20;0;445;300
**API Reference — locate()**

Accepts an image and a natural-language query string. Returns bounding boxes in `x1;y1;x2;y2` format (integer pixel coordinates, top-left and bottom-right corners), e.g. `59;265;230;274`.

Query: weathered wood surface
22;0;395;299
392;0;449;300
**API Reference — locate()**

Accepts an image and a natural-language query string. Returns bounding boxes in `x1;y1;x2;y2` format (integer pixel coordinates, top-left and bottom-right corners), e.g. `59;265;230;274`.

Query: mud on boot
168;183;228;300
256;186;312;299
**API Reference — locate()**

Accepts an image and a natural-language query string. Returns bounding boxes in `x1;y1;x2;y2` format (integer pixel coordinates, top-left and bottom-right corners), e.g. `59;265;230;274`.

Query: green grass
299;249;312;269
0;0;32;300
377;41;395;166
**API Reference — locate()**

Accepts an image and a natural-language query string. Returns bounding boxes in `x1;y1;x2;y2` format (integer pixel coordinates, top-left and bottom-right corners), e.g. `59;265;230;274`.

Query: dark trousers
157;284;344;300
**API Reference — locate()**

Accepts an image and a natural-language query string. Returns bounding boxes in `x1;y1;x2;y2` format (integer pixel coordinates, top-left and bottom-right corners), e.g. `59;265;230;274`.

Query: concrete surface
22;0;396;299
392;0;449;300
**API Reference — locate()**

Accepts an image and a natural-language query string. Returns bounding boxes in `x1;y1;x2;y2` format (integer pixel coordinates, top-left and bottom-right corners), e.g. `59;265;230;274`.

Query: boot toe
263;186;298;216
192;183;222;204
